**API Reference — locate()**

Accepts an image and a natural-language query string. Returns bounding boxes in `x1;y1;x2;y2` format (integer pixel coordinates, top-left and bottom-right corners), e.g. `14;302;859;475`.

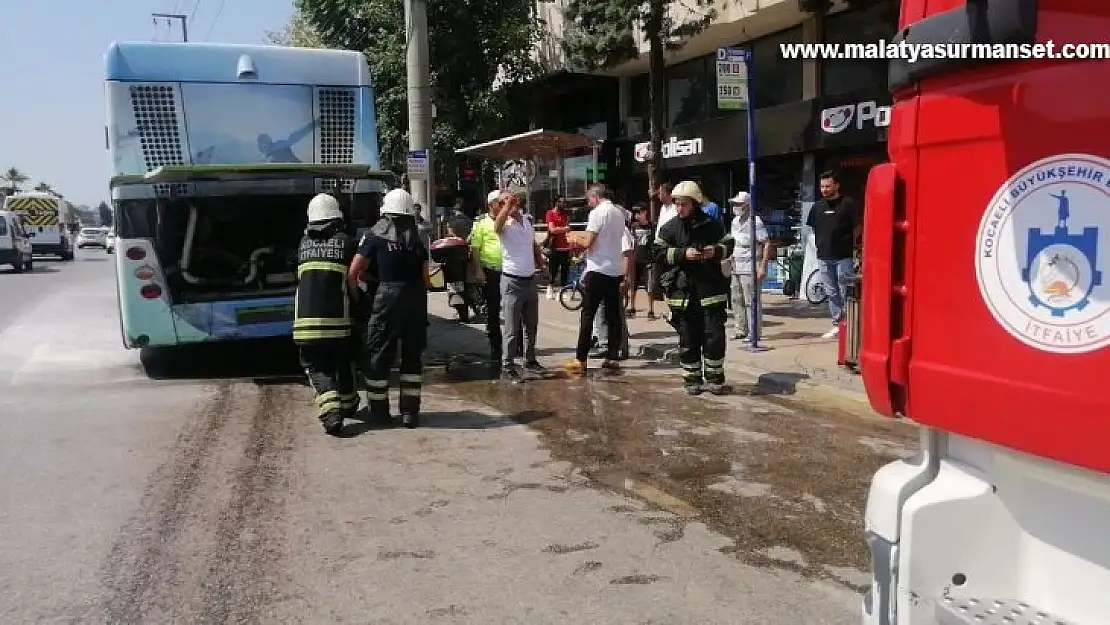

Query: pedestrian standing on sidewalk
544;195;572;300
806;170;861;339
492;190;546;380
651;183;683;360
726;191;773;340
294;193;359;436
565;184;628;374
591;206;635;358
349;189;430;429
655;180;734;395
468;191;504;363
628;203;657;319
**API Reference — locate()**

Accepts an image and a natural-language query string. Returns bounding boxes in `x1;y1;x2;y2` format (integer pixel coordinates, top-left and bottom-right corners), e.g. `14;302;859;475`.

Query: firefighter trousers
364;283;427;417
672;300;727;386
298;339;358;419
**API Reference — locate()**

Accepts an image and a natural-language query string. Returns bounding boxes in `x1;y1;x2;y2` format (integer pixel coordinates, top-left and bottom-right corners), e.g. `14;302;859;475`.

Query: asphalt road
0;250;874;623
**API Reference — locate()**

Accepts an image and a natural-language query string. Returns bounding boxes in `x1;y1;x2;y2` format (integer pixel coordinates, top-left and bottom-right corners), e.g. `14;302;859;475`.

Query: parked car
105;229;116;253
0;210;34;272
77;227;107;249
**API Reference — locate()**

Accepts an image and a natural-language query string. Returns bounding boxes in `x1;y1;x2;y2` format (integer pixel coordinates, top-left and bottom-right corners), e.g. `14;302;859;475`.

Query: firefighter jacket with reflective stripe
294;221;357;342
654;210;734;309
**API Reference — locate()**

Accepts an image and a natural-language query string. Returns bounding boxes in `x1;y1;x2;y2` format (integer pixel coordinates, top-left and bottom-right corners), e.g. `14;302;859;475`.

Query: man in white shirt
653;182;677;241
592;208;635;357
565;184;629;373
727;191;773;340
492;190;546;379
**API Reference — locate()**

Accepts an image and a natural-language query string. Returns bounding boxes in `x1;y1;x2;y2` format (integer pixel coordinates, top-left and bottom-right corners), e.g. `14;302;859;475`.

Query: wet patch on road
543;541;599;554
432;364;915;587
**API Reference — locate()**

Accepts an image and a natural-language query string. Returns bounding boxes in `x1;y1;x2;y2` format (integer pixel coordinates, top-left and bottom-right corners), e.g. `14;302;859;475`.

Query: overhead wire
204;0;226;41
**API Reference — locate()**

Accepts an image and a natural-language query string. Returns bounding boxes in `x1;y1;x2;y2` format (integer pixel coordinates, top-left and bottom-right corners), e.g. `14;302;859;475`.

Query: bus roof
104;42;371;86
108;163;396;188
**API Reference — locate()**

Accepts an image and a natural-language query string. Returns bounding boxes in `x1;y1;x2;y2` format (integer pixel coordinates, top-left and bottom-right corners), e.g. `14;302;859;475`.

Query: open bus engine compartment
153;194;312;303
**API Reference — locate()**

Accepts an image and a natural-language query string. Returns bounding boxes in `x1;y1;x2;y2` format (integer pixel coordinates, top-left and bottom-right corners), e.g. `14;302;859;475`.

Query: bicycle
559;257;586;311
804;268;829;305
803;257;862;305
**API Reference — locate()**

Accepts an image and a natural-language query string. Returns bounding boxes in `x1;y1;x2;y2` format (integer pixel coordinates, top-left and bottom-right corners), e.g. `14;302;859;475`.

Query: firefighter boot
364;378;393;424
321;410;345;436
398;372;423;429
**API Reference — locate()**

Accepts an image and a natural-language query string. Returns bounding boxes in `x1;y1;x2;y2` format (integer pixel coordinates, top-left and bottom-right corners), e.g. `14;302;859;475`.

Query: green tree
294;0;540;179
33;181;55;195
97;201;112;227
264;12;324;47
2;167;29;193
563;0;715;219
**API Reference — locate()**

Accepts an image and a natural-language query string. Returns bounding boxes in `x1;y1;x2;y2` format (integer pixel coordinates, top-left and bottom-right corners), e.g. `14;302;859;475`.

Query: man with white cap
468;190;505;364
294;193;360;435
727;191;773;340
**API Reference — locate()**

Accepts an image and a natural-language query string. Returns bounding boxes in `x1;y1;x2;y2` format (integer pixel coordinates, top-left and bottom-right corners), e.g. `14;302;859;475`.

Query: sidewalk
427;288;874;416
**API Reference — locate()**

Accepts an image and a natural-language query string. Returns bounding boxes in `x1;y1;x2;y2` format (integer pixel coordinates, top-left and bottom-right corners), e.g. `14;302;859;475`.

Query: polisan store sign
633;136;704;162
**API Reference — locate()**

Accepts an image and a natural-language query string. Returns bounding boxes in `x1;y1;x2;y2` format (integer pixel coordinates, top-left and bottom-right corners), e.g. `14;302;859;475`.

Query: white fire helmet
381;188;417;217
307;193;343;222
671;180;705;205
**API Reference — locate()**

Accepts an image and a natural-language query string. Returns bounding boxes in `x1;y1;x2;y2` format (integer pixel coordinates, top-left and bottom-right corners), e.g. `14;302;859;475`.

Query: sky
0;0;295;208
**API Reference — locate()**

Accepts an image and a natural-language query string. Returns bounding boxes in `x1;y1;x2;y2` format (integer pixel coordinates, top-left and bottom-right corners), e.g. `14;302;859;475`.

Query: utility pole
404;0;434;230
152;13;189;42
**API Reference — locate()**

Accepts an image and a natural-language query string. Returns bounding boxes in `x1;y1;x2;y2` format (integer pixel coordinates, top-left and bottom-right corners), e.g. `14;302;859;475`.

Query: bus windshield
112;164;395;304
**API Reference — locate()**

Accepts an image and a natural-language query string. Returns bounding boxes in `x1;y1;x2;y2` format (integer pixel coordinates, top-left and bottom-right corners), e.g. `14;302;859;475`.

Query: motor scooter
429;236;485;322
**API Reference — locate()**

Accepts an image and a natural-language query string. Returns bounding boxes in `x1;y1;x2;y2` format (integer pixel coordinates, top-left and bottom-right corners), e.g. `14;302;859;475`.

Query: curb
637;343;876;415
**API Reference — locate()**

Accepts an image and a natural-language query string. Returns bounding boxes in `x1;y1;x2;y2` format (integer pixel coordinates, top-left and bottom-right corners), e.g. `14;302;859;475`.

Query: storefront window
822;0;900;96
629;74;649;124
666;56;712;126
748;27;804;109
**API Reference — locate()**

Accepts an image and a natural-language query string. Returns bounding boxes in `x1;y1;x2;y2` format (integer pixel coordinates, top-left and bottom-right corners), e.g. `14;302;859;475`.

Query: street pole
743;49;763;352
152;13;188;42
404;0;435;232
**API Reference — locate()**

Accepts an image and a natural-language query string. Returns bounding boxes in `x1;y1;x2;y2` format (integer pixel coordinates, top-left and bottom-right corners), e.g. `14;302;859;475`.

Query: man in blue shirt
702;198;722;221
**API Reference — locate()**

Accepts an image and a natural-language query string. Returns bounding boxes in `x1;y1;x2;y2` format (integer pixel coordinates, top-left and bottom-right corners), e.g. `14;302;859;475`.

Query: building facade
513;0;899;241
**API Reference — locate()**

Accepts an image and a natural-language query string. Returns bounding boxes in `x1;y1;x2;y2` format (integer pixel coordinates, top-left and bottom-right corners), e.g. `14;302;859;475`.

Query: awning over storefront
455;129;600;161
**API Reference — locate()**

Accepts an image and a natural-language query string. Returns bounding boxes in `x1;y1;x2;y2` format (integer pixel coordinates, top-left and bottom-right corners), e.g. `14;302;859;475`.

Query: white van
0;210;34;272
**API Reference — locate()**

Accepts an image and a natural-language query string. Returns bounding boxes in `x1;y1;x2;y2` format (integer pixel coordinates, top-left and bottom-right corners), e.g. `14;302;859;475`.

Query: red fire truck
859;1;1108;623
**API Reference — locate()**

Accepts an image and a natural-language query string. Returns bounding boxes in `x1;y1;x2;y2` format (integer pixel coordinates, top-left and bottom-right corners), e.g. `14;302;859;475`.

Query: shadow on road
337;408;553;438
140;338;306;384
6;265;61;274
137;315;497;386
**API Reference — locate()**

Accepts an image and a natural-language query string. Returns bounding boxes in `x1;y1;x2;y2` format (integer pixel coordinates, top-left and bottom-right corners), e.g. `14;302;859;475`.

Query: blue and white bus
104;42;395;349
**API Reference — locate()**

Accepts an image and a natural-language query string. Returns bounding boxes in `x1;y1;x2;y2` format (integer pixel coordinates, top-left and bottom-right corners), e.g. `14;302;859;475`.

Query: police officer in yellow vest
294;193;360;435
348;188;430;428
467;190;504;363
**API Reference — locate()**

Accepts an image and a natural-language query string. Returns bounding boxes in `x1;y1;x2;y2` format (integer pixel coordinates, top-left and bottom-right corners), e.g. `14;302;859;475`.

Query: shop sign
633;136;704;163
820;100;891;134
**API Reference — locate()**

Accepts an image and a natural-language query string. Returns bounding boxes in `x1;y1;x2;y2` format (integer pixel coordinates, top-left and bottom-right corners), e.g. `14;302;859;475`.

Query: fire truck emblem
975;154;1110;354
1021;190;1101;316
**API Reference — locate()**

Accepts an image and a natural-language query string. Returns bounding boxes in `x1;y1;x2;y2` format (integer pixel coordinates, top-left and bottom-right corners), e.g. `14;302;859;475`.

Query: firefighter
294;193;360;435
348;188;430;428
654;180;735;395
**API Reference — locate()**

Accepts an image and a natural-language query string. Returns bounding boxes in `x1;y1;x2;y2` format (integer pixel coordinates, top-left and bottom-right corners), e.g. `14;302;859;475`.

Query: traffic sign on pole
407;149;429;180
